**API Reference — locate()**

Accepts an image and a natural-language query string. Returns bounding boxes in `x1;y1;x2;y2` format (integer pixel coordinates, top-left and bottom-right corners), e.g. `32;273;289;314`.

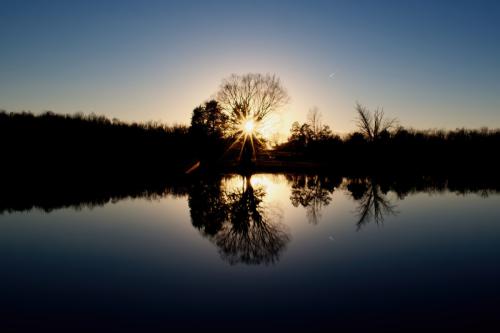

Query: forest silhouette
2;105;499;176
3;73;500;175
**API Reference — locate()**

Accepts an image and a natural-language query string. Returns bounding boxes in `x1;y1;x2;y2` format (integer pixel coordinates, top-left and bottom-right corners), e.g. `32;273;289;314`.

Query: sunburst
224;116;268;162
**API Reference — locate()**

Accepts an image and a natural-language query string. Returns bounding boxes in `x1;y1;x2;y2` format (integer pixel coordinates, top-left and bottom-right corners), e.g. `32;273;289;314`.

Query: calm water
1;174;499;331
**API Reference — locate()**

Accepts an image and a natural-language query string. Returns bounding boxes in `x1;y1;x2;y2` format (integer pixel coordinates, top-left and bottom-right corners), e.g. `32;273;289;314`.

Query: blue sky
1;0;499;134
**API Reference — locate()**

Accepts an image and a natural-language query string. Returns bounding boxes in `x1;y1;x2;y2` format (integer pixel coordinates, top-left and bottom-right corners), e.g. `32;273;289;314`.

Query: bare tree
216;73;289;136
355;102;397;141
307;107;322;139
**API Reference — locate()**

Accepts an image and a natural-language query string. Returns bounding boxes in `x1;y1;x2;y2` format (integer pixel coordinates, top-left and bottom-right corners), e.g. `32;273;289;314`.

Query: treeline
277;105;500;174
0;103;245;177
0;110;196;176
2;102;499;176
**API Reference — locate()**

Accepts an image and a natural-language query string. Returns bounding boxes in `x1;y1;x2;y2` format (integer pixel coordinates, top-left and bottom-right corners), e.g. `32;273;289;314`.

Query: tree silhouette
287;108;334;151
216;73;289;164
289;121;313;148
354;102;397;141
190;100;228;138
190;100;229;162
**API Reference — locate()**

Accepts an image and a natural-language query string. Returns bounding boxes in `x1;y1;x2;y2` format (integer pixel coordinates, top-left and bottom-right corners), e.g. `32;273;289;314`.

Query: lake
1;173;499;331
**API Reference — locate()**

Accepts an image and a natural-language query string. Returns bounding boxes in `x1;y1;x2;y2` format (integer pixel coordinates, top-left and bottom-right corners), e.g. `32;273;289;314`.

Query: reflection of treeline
287;174;341;224
2;174;499;215
0;175;189;214
0;111;195;174
278;105;500;173
356;174;500;198
292;174;500;228
2;173;500;261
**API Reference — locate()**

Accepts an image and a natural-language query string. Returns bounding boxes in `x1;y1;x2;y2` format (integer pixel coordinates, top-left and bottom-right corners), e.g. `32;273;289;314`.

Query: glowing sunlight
243;118;255;135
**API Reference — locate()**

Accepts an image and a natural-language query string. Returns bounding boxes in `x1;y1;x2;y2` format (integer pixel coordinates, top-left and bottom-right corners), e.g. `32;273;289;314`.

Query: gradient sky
1;0;499;135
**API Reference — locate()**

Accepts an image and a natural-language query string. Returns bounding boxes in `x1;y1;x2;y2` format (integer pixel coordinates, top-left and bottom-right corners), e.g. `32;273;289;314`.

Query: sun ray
249;133;256;158
238;134;248;160
225;132;246;152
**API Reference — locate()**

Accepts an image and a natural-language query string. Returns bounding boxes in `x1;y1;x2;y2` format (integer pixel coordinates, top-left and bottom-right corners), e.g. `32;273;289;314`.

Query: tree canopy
216;73;289;137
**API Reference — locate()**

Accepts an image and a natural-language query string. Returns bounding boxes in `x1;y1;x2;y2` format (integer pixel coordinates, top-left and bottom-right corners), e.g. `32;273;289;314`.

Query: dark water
1;174;499;332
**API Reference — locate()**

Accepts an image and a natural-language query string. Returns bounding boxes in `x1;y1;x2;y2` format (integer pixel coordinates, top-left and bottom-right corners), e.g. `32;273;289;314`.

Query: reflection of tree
287;175;341;224
188;177;228;236
345;178;397;230
188;175;290;265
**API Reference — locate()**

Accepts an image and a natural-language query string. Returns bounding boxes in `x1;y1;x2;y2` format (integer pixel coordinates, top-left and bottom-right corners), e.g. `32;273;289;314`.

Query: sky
1;0;499;136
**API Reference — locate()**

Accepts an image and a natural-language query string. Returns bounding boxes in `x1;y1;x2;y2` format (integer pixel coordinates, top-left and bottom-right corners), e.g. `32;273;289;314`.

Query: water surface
1;174;499;331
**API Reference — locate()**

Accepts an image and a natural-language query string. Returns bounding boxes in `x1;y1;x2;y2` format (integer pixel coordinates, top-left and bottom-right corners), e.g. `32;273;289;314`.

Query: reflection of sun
250;174;272;189
250;174;289;203
224;174;289;203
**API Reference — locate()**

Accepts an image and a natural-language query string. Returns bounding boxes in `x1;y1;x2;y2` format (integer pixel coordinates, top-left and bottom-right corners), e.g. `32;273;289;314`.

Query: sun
243;119;255;135
225;116;273;161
